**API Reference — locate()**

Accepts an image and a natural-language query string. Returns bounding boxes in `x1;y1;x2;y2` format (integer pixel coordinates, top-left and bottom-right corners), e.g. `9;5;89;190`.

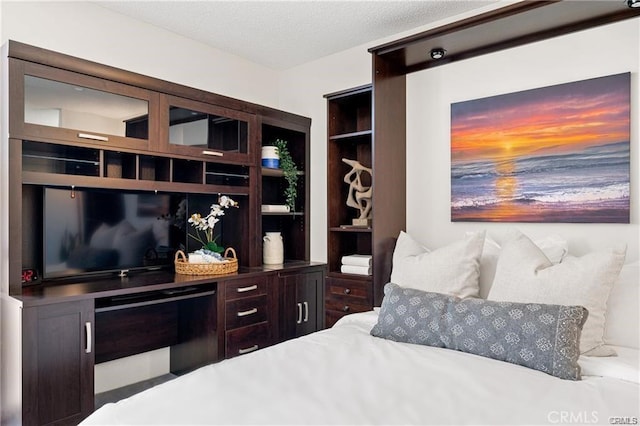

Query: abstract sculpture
342;158;372;226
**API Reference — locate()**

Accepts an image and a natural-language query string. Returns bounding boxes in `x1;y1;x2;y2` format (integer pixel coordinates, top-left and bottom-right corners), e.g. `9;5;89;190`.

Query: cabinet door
160;94;256;163
280;270;324;340
23;299;94;426
11;60;156;151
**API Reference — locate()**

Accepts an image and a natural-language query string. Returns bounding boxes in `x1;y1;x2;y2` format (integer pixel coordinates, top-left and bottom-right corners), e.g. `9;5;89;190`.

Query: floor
95;373;177;409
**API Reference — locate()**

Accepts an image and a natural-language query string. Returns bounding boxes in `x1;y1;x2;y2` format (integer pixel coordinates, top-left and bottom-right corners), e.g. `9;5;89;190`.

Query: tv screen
44;187;183;279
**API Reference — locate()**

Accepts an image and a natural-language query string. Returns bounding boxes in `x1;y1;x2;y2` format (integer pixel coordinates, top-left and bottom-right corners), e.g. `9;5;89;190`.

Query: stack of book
340;254;372;275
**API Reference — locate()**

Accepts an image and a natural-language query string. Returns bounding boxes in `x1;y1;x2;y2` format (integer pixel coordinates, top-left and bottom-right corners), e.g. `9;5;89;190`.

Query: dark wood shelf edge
22;171;251;196
261;167;305;177
327;271;373;281
329;226;372;233
323;84;372;99
261;212;304;217
328;130;373;141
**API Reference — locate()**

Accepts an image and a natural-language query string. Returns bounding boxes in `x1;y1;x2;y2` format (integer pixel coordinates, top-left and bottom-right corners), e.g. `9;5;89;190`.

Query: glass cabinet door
12;61;157;150
160;94;255;163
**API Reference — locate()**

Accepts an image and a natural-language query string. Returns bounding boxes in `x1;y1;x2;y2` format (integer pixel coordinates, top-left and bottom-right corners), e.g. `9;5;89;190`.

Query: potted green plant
273;139;298;212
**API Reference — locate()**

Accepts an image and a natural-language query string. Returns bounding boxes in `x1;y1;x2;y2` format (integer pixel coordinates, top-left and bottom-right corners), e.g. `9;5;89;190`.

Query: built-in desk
14;262;325;426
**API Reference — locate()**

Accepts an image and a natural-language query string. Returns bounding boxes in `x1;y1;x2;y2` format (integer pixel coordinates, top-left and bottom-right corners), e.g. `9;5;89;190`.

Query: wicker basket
174;248;238;275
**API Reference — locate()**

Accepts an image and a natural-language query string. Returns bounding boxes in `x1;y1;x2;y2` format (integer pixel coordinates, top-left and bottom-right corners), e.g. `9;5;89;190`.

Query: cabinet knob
344;288;351;295
342;305;350;313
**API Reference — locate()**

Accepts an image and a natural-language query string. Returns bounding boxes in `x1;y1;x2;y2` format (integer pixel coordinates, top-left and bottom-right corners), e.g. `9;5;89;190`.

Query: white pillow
604;261;639;349
474;233;568;298
390;231;485;298
488;231;626;356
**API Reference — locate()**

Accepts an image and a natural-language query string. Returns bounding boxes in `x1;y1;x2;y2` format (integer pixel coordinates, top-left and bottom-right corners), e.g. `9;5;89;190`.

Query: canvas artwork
450;73;630;223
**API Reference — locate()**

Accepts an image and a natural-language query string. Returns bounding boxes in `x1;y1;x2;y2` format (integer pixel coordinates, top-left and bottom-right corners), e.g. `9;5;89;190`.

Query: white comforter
83;310;639;425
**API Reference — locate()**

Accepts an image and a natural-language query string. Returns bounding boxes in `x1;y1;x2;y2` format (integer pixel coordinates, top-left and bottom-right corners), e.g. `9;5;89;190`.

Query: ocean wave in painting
451;141;630;222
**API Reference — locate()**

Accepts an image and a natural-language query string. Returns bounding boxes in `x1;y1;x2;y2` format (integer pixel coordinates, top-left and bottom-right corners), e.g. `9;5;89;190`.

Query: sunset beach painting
451;73;630;223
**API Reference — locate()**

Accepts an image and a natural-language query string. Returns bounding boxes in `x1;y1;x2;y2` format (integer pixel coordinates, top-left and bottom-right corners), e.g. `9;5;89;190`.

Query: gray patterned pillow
371;283;588;380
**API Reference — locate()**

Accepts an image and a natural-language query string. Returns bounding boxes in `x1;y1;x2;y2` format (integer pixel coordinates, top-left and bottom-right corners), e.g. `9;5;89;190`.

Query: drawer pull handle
237;308;258;317
344;288;351;295
202;150;224;157
342;305;350;313
297;303;303;324
85;322;92;354
237;284;258;293
303;301;309;322
238;344;258;355
78;132;109;142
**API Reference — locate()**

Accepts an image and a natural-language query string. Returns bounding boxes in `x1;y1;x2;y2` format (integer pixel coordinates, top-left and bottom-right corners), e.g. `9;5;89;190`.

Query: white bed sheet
83;310;639;425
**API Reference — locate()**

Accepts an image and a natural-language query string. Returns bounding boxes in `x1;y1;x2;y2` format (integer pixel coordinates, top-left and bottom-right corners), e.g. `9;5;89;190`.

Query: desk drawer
325;300;373;329
225;277;268;301
226;321;270;358
225;294;268;329
95;303;178;363
326;277;372;303
325;298;372;316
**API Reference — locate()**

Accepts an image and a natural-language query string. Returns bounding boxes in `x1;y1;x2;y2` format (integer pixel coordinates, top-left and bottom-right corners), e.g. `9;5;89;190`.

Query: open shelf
327;271;373;280
259;119;310;263
329;226;372;233
325;85;374;325
21;140;252;193
261;167;305;178
329;130;372;141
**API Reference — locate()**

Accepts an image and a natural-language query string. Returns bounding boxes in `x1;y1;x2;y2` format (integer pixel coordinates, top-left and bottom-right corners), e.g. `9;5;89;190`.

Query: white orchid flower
187;194;239;251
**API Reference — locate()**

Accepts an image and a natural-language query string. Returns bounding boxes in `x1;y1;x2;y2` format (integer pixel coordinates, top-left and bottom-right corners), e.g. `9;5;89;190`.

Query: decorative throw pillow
473;232;569;298
390;231;485;298
603;261;639;349
487;231;626;356
371;283;588;380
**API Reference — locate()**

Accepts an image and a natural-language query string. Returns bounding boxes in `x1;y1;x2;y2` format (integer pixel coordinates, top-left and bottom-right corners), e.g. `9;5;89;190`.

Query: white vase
263;232;284;264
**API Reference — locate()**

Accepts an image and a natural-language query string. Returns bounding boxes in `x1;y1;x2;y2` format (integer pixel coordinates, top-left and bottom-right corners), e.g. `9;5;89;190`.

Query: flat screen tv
43;187;184;280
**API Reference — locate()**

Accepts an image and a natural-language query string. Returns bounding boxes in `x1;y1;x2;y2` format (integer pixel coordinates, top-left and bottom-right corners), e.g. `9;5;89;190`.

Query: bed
82;231;640;425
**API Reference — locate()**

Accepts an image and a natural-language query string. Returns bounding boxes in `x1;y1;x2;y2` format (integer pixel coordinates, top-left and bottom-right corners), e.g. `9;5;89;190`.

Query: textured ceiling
93;1;497;70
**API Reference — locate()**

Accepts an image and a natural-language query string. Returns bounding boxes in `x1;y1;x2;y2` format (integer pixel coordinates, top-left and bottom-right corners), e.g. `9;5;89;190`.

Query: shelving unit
20;140;251;195
324;85;374;327
259;117;310;263
3;40;324;425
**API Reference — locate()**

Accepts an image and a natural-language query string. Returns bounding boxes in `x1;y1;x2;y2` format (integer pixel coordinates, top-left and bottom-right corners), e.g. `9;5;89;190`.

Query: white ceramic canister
261;146;279;168
263;232;284;264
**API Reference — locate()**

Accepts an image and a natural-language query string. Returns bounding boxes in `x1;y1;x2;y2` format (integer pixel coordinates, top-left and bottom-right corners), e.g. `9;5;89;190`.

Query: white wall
276;44;373;264
406;19;639;262
0;1;280;108
278;15;640;265
276;3;510;263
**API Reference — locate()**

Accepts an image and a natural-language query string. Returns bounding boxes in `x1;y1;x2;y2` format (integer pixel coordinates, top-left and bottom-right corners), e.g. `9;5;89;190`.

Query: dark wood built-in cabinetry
324;85;376;327
260;116;310;262
1;41;324;426
22;300;95;426
221;275;274;358
280;268;324;339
